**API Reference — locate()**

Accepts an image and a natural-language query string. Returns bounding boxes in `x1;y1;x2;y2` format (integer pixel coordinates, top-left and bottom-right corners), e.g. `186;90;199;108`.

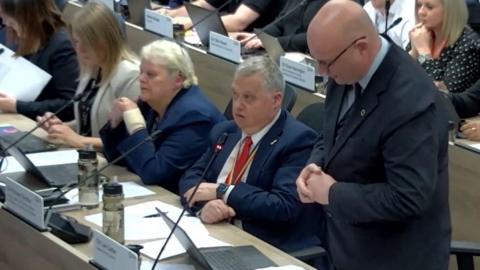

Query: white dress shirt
363;0;416;49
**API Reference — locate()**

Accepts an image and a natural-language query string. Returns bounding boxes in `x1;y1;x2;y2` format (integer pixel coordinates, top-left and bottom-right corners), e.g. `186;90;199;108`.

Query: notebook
156;207;276;270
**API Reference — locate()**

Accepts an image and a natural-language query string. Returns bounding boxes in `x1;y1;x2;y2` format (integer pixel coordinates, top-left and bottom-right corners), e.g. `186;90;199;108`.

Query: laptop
184;3;263;55
0;131;57;155
128;0;153;27
155;207;276;270
0;142;77;187
254;29;285;64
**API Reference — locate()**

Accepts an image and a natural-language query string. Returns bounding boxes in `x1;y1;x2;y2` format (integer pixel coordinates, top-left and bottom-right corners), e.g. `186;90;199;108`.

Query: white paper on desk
141;261;194;270
468;143;480;151
2;149;78;173
84;200;209;241
0;43;51;101
141;234;231;261
64;181;156;204
256;266;305;270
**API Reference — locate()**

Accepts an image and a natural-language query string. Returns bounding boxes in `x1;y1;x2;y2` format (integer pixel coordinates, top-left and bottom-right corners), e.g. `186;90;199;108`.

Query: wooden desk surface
0;114;315;270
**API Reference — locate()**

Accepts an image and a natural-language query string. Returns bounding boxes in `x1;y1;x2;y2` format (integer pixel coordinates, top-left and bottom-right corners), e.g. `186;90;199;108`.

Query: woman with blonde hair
0;0;78;120
100;39;224;193
409;0;480;93
37;2;140;149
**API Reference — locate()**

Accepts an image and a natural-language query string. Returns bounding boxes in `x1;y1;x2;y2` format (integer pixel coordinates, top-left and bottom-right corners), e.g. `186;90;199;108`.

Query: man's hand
296;163;322;203
184;183;219;207
200;199;236;224
297;163;336;205
461;121;480;141
0;92;17;113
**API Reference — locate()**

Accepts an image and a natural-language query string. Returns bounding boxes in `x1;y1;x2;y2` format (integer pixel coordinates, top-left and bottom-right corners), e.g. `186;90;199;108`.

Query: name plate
3;177;47;230
209;31;241;64
94;0;114;11
279;56;316;91
144;9;174;38
92;230;138;270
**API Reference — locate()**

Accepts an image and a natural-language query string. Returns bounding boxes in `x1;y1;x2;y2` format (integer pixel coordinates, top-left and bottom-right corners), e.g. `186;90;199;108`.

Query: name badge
280;56;316;91
91;230;138;270
209;32;241;64
3;177;47;231
94;0;114;11
144;9;174;38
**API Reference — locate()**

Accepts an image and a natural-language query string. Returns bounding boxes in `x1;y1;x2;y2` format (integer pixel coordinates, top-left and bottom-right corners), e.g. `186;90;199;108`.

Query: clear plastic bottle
77;148;99;208
102;181;124;244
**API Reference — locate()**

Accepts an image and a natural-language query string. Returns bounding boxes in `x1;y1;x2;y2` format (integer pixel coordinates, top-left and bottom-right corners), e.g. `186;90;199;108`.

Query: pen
143;211;167;218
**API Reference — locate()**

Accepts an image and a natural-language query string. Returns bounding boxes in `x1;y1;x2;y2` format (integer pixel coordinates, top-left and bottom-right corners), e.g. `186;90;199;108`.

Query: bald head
307;0;381;84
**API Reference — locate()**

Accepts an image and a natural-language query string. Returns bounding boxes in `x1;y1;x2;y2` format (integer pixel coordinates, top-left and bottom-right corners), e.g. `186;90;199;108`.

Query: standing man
179;56;323;253
297;1;451;269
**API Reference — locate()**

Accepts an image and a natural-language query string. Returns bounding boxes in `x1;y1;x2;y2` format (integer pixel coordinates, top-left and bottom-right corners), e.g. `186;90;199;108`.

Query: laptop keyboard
202;249;250;270
0;132;57;154
39;163;77;187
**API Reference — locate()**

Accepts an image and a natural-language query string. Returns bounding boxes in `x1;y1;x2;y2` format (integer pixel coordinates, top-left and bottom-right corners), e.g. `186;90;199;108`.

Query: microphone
43;128;163;225
150;132;229;270
0;92;86;169
384;0;391;33
240;0;309;44
382;17;402;35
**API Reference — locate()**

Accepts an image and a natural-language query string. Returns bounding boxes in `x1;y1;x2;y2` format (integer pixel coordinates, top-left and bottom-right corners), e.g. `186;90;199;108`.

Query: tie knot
243;136;253;147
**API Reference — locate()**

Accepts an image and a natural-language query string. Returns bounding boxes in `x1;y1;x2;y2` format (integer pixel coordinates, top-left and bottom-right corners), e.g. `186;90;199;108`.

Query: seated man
160;0;286;32
179;56;323;253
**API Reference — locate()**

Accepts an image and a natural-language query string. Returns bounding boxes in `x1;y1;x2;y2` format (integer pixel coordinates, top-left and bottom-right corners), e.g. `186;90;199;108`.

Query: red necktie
232;136;253;184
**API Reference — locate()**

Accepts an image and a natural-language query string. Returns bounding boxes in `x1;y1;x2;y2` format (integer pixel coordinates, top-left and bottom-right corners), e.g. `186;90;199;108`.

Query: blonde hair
69;2;137;86
439;0;468;46
140;39;198;88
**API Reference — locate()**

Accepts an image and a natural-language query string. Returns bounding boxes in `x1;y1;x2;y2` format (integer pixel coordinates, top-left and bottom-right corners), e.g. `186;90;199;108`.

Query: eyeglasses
317;36;366;73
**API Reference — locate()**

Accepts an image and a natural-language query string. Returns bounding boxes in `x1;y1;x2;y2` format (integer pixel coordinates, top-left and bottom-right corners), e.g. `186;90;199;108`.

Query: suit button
326;212;333;218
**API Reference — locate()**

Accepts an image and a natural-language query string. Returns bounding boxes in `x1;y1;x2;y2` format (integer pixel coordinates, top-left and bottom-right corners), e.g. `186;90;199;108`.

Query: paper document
2;149;78;174
256;266;305;270
141;261;194;270
0;43;51;101
85;201;210;241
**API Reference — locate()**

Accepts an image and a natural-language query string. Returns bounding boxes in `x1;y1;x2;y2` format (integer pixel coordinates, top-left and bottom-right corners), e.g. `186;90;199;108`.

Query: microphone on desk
239;0;310;44
0;92;87;169
150;132;229;270
43;128;163;225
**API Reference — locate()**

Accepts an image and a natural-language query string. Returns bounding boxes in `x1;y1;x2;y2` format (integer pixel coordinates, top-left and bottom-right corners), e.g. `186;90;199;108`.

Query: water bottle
102;181;124;244
77;148;99;208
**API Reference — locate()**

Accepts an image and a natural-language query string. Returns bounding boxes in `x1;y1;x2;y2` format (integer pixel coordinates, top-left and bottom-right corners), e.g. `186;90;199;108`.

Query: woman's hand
409;23;433;55
109;97;138;128
36;112;63;131
0;93;17;113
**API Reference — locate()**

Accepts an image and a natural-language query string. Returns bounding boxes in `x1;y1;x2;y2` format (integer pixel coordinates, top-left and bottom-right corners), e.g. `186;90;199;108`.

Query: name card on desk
91;230;138;270
209;32;241;64
3;177;47;231
279;56;315;91
94;0;114;11
144;9;174;38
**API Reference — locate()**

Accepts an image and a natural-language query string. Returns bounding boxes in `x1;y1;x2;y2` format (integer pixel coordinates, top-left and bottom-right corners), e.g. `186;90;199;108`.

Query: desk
62;1;324;116
0;114;315;270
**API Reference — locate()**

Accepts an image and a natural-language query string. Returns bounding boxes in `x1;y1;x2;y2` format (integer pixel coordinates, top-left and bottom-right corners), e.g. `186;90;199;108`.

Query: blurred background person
100;40;224;193
408;0;480;93
0;0;78;120
37;2;140;150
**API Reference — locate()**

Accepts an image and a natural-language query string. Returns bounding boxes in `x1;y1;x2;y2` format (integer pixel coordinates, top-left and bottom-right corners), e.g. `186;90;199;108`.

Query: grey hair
141;39;198;88
235;56;285;93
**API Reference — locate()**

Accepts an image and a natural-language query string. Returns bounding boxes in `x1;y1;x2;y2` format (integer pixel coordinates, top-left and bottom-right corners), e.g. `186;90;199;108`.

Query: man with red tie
179;56;323;253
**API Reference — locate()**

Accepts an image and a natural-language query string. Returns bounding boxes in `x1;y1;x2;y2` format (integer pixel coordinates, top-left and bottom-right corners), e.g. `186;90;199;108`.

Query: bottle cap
78;149;97;160
103;182;123;195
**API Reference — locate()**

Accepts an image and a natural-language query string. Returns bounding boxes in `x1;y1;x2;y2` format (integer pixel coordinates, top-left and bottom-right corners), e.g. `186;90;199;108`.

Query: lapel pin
360;109;366;117
270;139;278;145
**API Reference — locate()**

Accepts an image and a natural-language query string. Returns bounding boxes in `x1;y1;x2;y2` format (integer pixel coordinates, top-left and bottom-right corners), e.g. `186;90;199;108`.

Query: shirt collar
358;36;390;90
241;109;281;147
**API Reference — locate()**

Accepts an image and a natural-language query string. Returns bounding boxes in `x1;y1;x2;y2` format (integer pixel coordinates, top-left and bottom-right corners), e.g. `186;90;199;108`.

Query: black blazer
16;28;78;121
448;79;480;118
308;45;451;270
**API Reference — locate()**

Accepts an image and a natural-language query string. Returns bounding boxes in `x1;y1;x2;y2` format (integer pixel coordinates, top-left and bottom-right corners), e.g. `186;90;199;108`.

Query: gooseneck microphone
383;17;403;35
150;132;229;270
384;0;391;34
43;129;163;225
0;92;86;169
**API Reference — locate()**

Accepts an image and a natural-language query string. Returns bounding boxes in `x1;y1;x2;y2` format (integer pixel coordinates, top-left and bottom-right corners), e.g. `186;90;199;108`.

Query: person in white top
363;0;416;49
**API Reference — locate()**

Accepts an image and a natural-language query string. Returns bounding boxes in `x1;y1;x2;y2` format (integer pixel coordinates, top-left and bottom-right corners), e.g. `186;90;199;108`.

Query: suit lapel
324;84;346;156
246;111;286;186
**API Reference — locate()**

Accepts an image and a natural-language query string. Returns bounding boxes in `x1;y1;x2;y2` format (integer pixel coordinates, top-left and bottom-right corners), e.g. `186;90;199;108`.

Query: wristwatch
418;53;432;64
216;183;230;199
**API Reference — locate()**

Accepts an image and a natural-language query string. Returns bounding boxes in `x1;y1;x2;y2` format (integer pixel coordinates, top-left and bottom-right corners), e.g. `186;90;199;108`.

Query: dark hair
1;0;65;56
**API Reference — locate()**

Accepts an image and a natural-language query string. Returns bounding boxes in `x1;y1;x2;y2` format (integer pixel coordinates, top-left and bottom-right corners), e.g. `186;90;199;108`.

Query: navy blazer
308;45;451;270
15;28;78;121
100;85;224;194
179;110;323;252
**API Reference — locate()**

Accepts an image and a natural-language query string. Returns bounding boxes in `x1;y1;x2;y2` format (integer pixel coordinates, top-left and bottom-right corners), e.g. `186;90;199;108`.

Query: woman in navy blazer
0;0;78;121
100;40;224;193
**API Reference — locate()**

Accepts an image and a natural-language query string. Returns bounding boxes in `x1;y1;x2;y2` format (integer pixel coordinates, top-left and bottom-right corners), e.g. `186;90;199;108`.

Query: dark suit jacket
100;85;224;194
448;79;480;118
179;110;323;252
16;28;78;121
308;45;451;270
